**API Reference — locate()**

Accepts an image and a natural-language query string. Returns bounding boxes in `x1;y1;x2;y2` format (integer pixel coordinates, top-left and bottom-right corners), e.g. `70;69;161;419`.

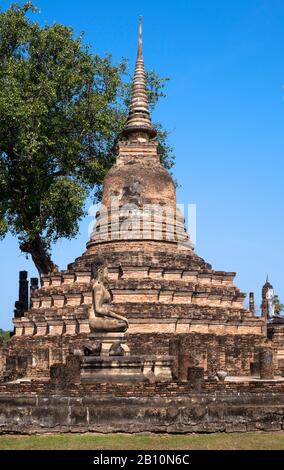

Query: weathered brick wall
127;333;266;376
174;333;266;376
1;331;268;381
2;335;88;380
267;324;284;374
2;376;284;398
126;333;170;356
1;381;284;433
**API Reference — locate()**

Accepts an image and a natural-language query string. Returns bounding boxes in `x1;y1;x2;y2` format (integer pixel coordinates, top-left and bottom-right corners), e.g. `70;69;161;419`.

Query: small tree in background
0;3;174;275
274;295;284;316
0;329;11;343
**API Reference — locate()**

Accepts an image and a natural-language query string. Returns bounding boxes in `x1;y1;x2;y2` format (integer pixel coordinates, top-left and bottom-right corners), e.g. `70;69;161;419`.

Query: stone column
19;271;29;311
187;367;205;391
250;362;260;377
249;292;255;317
30;278;39;308
14;271;29;318
178;352;192;381
259;348;274;379
169;337;180;379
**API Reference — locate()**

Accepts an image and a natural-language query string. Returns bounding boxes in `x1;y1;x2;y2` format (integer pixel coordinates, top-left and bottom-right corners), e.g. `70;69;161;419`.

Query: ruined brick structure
1;18;284;434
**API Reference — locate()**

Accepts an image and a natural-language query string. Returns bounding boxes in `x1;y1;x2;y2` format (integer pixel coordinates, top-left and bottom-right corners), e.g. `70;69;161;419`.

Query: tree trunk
20;236;58;277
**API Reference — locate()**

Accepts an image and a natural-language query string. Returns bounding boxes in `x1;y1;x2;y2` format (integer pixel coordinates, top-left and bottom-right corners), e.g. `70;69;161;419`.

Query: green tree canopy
0;3;174;275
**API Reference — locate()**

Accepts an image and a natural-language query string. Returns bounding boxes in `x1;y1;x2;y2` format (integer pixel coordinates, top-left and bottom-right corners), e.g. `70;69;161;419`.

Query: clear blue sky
1;0;283;329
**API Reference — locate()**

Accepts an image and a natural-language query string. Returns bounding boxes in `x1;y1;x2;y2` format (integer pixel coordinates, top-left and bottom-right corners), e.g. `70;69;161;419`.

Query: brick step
29;288;245;311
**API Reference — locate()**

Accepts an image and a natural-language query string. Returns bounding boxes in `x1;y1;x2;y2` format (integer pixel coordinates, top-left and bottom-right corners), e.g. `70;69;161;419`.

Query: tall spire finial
138;16;143;58
121;17;156;141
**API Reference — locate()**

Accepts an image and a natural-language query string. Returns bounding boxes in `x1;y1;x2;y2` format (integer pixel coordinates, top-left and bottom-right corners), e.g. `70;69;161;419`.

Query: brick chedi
1;18;269;383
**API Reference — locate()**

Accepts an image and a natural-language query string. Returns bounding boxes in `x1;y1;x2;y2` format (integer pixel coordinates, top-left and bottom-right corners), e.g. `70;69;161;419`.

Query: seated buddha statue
88;264;128;333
